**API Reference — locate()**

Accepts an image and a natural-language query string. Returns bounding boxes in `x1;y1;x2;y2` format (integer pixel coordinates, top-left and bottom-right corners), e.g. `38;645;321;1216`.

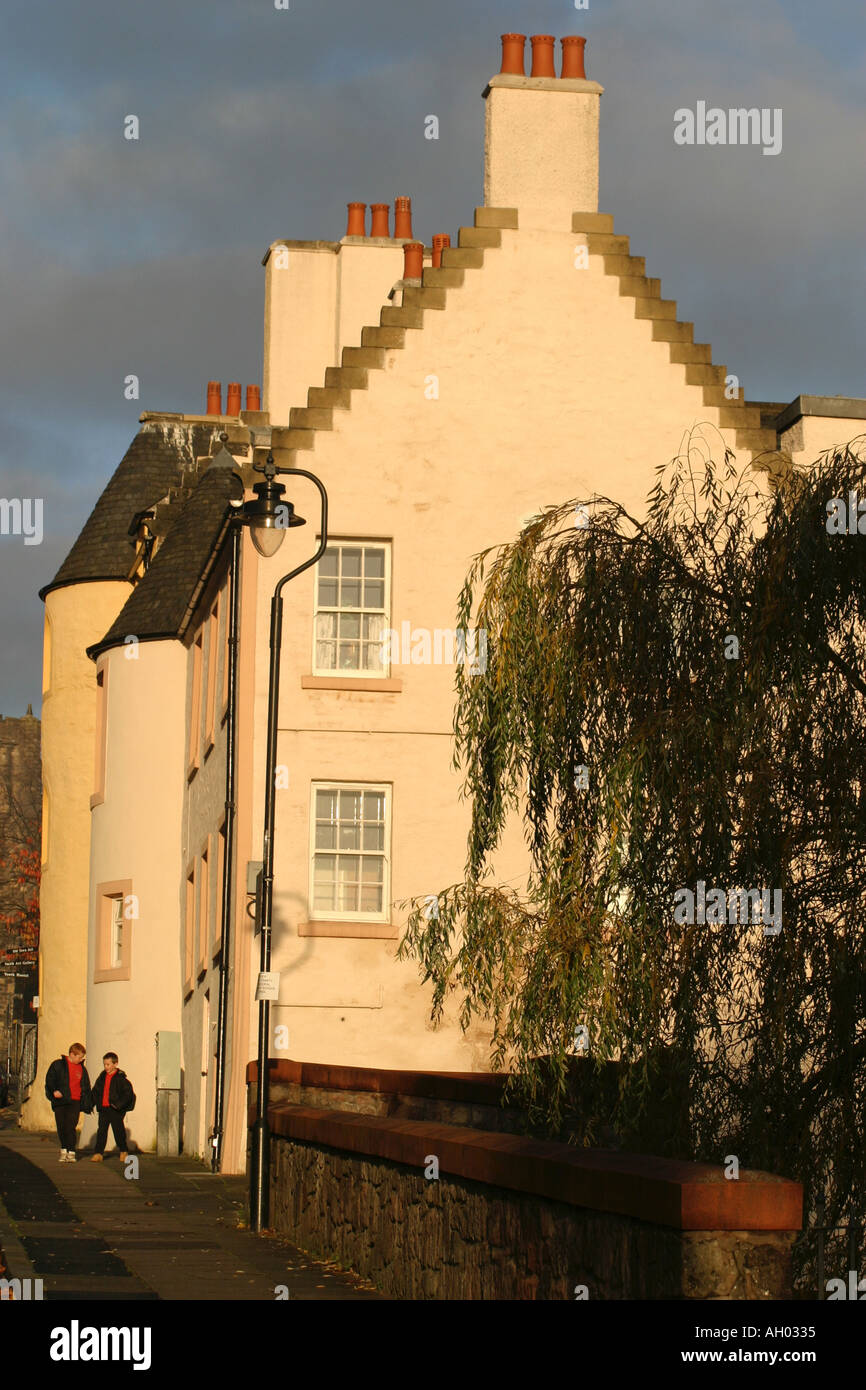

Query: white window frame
312;540;392;678
309;781;391;923
109;896;124;968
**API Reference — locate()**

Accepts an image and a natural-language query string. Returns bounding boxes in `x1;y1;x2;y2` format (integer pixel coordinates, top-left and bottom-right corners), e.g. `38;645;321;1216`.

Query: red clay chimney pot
561;35;587;80
403;241;424;280
394;196;413;240
206;381;222;416
246;385;261;412
530;34;557;78
346;202;367;236
370;203;390;237
432;233;451;269
500;33;526;75
226;382;242;416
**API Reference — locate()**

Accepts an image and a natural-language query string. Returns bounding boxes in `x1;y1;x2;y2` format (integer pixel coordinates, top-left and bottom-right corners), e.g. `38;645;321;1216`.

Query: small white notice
255;971;281;1002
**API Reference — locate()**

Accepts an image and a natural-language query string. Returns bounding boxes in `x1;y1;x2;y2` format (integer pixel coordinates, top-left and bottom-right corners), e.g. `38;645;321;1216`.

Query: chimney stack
499;33;525;75
561;36;587;80
346;202;366;236
370;203;390;237
246;384;261;411
394;196;413;239
226;382;242;416
484;33;603;230
432;234;451;268
206;381;222;416
402;242;424;281
529;35;556;78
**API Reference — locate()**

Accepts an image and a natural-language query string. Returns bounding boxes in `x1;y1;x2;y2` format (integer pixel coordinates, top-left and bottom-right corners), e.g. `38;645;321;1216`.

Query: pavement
0;1111;382;1301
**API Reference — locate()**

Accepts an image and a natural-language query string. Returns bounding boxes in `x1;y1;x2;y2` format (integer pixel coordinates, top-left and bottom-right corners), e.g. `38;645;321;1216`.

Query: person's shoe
66;1150;76;1162
119;1151;128;1162
59;1149;67;1162
90;1153;103;1162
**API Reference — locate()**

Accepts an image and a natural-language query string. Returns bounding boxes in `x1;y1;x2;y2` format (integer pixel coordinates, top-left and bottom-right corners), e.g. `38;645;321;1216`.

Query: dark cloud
1;0;863;711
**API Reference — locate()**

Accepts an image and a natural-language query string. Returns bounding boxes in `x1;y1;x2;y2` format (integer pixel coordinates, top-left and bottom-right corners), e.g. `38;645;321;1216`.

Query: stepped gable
269;206;789;480
40;420;226;599
87;454;244;659
571;212;784;468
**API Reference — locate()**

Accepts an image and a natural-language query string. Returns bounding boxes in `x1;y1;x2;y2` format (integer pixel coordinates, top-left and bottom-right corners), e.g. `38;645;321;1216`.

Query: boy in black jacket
90;1052;135;1161
45;1043;93;1162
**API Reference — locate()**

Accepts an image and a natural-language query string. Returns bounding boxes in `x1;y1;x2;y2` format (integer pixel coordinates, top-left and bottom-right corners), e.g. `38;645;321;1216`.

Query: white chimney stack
483;34;604;231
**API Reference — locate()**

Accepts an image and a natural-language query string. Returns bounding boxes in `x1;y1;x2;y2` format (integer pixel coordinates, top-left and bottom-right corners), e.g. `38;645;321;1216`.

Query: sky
0;0;863;714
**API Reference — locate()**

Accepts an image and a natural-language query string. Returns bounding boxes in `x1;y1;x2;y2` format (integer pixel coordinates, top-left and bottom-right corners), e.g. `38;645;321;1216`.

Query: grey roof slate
88;457;243;658
40;420;226;598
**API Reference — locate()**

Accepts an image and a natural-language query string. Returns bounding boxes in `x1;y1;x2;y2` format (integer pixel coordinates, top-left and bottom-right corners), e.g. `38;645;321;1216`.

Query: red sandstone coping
265;1104;803;1233
246;1057;508;1106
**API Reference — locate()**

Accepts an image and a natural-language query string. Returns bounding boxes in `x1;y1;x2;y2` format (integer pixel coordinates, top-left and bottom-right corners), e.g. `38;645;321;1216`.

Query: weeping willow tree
398;434;866;1289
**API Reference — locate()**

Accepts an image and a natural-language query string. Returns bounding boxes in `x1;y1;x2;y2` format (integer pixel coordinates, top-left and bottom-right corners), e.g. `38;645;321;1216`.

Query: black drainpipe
212;517;241;1171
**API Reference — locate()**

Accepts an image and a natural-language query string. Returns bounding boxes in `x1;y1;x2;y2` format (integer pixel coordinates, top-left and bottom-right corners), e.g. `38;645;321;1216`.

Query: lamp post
241;453;328;1232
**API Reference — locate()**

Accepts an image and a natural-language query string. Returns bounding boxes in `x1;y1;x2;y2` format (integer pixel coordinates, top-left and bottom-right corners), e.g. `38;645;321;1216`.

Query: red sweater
66;1057;83;1101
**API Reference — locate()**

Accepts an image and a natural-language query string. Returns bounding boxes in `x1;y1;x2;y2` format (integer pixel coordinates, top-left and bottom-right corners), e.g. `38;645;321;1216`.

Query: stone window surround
197;835;210;979
94;878;133;984
90;663;108;809
203;597;219;758
187;629;203;782
183;861;196;997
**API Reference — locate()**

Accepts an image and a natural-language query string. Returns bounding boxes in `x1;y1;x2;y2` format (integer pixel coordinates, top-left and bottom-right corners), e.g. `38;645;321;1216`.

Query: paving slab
0;1120;383;1301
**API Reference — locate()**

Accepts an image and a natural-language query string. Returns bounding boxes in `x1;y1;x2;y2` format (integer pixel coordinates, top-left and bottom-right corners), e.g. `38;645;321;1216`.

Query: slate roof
88;454;244;659
40;420;226;599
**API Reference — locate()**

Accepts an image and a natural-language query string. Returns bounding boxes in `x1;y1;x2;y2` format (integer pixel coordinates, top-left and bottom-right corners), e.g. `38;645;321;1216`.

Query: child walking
45;1043;93;1162
90;1052;136;1161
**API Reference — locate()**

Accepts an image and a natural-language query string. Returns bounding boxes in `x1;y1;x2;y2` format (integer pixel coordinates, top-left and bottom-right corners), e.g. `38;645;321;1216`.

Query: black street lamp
240;453;328;1232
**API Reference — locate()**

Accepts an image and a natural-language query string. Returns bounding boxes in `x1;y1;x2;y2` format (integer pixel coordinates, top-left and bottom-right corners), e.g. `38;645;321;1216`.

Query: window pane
363;614;384;642
313;854;336;911
340;790;362;821
319;550;339;575
315;822;336;850
316;641;336;669
316;789;338;820
339;613;361;640
364;548;385;579
364;580;385;609
337;856;359;912
363;823;384;852
361;857;383;883
360;883;383;913
339;821;360;851
363;791;384;821
363;641;385;672
318;577;338;606
337;855;359;883
341;548;362;577
340;578;361;607
313;881;335;911
338;641;360;669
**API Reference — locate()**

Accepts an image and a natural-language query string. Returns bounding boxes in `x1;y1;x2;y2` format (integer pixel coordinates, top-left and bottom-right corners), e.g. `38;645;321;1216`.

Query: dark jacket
91;1069;135;1115
45;1056;93;1112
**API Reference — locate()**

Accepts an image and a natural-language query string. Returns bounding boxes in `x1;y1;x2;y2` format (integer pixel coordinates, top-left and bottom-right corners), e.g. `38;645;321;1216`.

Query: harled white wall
84;639;186;1152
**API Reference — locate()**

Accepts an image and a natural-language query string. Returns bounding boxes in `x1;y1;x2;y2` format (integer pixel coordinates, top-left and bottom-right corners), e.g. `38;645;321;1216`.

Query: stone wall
254;1060;801;1301
269;1135;794;1300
